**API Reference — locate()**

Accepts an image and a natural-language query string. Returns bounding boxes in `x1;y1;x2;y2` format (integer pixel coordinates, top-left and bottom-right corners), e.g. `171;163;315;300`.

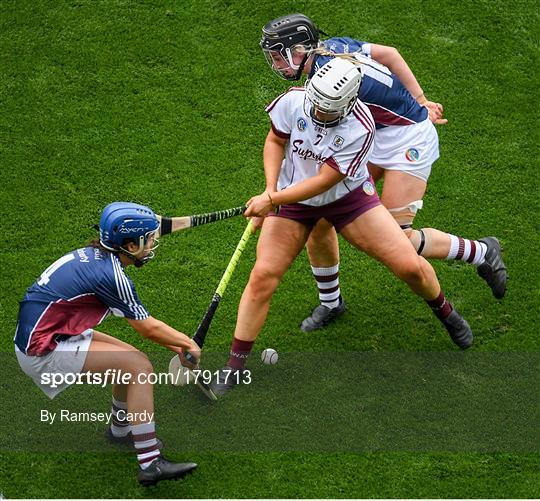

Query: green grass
1;0;539;498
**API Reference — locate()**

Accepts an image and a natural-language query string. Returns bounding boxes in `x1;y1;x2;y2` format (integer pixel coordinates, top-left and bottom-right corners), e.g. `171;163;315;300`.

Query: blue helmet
99;202;160;263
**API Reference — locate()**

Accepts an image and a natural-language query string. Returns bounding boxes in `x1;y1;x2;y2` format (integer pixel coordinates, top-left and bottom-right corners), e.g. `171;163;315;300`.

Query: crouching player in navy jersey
14;202;200;486
210;59;476;397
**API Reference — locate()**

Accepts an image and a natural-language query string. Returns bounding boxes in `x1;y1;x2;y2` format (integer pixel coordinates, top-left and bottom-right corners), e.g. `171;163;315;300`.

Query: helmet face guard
118;229;160;268
262;44;311;81
260;13;320;81
305;58;362;128
304;90;357;128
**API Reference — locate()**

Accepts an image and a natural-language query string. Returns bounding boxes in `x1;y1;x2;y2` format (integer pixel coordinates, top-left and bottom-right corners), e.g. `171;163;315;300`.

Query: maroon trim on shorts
268;177;380;232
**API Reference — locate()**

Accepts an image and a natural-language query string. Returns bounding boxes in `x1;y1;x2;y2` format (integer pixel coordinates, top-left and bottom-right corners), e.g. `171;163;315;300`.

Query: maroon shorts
269;177;381;232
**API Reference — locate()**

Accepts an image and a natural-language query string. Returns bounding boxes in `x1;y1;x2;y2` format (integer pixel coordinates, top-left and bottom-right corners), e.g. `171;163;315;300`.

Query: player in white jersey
209;59;474;397
14;202;200;486
260;14;507;332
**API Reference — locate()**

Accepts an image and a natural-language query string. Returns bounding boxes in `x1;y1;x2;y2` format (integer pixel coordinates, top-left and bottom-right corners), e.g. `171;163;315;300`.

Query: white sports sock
311;264;340;309
132;422;160;470
446;235;487;266
111;397;130;437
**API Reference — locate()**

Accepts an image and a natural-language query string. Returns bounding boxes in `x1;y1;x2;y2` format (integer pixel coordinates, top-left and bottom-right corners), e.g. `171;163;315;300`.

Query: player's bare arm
127;316;201;364
249;129;288;231
245;163;345;217
263;129;287;192
370;43;447;125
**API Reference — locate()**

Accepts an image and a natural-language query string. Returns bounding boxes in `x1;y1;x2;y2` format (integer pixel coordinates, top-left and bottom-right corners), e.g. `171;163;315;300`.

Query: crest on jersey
405;148;420;162
332;135;345;149
363;180;375;196
297;117;307;132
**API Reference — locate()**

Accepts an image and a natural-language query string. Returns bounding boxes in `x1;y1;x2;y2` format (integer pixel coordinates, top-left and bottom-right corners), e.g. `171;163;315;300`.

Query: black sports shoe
477;237;507;299
138;455;197;487
441;309;473;349
104;427;163;450
300;296;347;332
209;365;244;398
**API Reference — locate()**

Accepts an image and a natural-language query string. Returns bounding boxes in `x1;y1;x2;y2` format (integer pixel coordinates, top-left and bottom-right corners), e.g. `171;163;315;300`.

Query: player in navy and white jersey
312;38;430;129
14;202;199;486
15;246;149;357
210;60;474;397
260;13;507;332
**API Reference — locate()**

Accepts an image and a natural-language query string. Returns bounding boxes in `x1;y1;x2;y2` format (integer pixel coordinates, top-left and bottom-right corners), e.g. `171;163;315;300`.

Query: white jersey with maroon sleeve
266;87;375;207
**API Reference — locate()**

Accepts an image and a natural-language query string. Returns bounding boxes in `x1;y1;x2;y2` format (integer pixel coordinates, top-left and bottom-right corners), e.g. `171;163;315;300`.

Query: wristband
160;217;173;235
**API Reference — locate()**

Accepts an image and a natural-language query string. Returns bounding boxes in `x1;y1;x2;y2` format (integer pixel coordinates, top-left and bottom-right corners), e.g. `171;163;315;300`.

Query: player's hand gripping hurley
169;220;254;397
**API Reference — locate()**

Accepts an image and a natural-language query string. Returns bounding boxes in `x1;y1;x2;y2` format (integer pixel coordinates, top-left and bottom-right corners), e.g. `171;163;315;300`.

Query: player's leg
89;331;145;442
82;333;196;485
381;169;507;298
300;163;386;333
212;216;310;395
340;205;473;349
367;162;385;183
302;219;346;332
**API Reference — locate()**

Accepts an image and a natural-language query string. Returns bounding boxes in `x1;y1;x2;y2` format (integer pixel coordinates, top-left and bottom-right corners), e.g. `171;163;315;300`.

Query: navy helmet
260;13;320;80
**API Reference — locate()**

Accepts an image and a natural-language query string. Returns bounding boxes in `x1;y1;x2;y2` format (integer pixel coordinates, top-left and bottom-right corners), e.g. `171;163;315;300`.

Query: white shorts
15;329;93;399
370;119;439;182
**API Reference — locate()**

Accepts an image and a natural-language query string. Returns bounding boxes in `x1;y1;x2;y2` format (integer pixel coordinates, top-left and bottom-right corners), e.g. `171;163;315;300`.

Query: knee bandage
388;200;424;234
389;201;433;256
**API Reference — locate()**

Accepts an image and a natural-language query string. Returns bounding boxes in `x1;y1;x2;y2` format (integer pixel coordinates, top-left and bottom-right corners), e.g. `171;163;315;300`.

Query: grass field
1;0;539;498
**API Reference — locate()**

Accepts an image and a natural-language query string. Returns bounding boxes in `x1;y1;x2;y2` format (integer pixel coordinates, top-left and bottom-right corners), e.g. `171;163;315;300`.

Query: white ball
261;348;278;365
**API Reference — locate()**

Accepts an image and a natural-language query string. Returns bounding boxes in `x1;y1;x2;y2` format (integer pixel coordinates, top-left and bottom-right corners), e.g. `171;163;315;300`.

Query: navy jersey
310;37;428;129
14;247;149;356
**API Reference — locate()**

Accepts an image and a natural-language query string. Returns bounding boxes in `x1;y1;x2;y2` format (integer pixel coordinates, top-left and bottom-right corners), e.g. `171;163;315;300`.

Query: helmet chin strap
133;257;150;268
118;248;155;268
283;50;312;81
294;52;311;80
310;115;341;128
309;96;357;128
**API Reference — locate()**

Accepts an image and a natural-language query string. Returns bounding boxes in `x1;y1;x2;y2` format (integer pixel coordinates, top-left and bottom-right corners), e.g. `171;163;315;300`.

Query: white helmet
305;57;362;127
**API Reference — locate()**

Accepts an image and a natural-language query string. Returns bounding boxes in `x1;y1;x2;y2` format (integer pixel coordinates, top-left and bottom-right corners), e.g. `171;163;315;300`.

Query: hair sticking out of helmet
99;202;160;267
260;13;320;81
305;58;363;128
